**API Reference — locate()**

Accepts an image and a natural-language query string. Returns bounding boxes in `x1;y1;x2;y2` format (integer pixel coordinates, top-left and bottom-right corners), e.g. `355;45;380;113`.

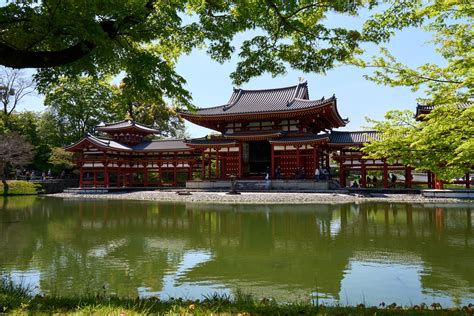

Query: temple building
66;82;471;189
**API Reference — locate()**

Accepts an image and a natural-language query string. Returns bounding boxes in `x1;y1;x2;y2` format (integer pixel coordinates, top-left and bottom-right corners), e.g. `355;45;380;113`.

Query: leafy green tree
0;0;386;106
48;147;75;176
43;76;120;144
357;0;472;105
363;105;473;182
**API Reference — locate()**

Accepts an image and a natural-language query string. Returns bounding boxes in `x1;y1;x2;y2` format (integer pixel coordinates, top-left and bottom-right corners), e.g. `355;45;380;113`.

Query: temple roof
329;131;379;145
132;140;190;152
96;120;160;134
269;134;329;144
66;135;191;152
415;103;470;120
185;137;239;147
180;81;340;117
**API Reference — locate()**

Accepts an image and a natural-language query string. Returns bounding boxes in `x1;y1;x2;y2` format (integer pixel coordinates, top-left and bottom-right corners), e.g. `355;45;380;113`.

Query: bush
0;180;41;195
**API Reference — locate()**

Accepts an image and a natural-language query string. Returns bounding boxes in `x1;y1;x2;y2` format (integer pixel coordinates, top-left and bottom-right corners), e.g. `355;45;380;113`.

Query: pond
0;196;473;307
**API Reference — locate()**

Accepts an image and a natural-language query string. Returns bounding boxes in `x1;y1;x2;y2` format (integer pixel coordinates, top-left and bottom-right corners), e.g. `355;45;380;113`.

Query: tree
0;132;34;195
0;0;385;106
357;0;472;105
43;76;120;144
48;147;75;176
363;105;473;182
0;67;35;129
357;0;473;182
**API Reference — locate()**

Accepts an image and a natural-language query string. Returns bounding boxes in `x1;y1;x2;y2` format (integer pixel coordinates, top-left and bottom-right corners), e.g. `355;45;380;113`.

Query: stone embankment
51;190;472;204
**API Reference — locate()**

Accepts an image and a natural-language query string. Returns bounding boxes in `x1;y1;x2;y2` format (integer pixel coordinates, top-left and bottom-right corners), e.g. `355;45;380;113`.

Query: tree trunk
2;172;8;196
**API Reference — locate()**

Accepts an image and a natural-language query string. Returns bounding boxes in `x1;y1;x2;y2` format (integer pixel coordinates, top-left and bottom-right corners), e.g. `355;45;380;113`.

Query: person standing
314;168;320;181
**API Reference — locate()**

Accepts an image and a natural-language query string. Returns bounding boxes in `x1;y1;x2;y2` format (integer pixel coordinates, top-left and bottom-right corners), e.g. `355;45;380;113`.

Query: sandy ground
50;190;473;204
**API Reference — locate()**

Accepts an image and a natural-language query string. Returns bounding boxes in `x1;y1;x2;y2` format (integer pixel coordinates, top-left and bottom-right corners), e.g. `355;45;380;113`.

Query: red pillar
143;163;148;187
158;164;163;186
271;144;275;179
173;163;177;186
383;161;389;188
117;165;121;187
405;166;412;188
104;163;109;187
216;149;220;179
238;145;243;178
361;160;367;188
296;145;301;169
79;163;84;188
339;160;345;187
201;152;205;180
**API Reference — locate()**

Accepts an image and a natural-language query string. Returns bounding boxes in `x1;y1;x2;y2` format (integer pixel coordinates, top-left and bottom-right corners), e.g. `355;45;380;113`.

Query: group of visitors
314;167;331;181
266;166;332;181
16;169;66;181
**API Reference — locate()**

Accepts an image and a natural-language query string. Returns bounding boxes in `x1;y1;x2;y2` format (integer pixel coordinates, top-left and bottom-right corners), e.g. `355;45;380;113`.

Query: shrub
0;180;40;195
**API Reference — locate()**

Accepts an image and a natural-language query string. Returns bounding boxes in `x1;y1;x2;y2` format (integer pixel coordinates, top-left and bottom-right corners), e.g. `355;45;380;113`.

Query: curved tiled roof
132;139;190;151
329;131;379;145
269;134;329;144
65;134;132;151
96;120;160;134
180;81;336;116
185;137;238;147
415;103;471;119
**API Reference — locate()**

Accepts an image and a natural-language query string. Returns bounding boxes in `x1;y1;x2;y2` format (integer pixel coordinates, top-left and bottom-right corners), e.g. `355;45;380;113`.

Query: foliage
43;76;120;144
357;0;473;106
0;0;393;106
363;105;473;181
0;279;471;315
48;147;75;175
0;67;35;129
0;180;39;195
0;132;34;195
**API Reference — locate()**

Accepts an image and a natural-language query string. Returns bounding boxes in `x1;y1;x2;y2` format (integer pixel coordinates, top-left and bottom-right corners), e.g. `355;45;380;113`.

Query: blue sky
17;8;442;137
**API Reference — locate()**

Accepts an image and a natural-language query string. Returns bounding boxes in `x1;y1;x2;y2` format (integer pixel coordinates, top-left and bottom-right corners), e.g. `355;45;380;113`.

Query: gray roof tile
96;120;160;134
329;131;379;144
181;82;336;116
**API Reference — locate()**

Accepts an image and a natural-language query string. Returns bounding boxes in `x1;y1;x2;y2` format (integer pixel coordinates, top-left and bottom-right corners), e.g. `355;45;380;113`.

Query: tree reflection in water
0;197;472;306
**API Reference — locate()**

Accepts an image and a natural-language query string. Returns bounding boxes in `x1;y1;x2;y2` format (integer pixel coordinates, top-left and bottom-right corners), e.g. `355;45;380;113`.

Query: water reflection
0;196;473;306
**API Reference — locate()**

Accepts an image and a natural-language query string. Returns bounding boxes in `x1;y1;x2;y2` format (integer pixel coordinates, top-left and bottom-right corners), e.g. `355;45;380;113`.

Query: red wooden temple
66;82;472;189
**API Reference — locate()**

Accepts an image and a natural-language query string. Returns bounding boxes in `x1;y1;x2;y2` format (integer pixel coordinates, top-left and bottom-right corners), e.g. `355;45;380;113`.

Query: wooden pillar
361;160;367;188
271;144;275;179
238;144;243;177
207;155;211;179
216;148;220;179
383;160;388;188
173;163;177;186
313;146;318;171
405;166;412;188
427;170;432;188
201;152;206;180
143;163;148;187
93;169;97;187
339;160;345;187
158;164;163;186
79;163;84;188
104;162;109;187
466;173;470;189
117;164;121;187
296;145;301;168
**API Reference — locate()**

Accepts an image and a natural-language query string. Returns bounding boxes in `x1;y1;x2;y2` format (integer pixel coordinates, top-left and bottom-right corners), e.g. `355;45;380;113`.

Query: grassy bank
0;279;472;315
0;180;40;195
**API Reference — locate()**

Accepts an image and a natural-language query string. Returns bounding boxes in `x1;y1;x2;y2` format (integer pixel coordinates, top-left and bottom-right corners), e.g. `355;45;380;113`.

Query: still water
0;196;473;306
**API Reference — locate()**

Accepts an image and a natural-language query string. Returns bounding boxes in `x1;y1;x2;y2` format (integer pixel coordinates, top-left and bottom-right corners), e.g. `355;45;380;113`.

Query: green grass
1;277;472;315
0;180;41;195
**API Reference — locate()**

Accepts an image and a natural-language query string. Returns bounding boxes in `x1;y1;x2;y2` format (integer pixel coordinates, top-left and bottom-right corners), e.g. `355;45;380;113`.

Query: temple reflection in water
0;197;472;306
